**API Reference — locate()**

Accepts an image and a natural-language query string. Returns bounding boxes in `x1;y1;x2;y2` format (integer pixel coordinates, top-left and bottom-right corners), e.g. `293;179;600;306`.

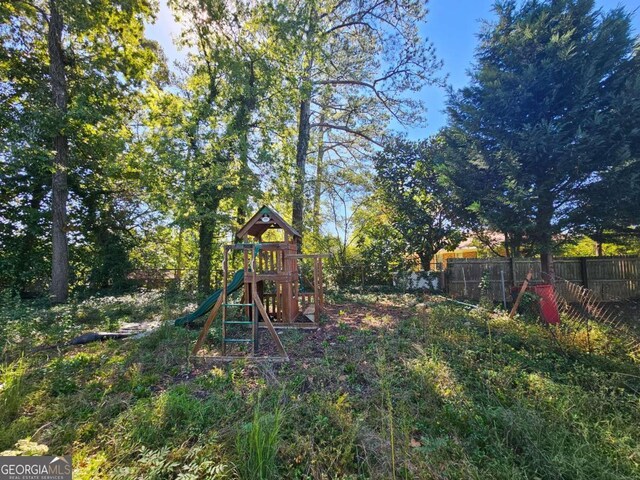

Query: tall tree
46;0;69;302
168;0;281;293
137;67;236;295
1;0;158;298
441;127;533;258
374;136;463;270
447;0;640;279
284;0;442;238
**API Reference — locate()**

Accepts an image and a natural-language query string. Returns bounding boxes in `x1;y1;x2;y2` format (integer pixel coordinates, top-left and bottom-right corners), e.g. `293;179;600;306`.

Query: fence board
446;257;640;302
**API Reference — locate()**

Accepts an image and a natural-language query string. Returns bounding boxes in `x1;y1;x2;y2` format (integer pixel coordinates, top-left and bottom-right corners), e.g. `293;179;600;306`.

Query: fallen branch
31;331;137;353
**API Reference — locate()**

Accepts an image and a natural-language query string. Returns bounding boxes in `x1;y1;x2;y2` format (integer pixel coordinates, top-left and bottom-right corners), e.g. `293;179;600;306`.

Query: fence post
462;266;468;297
509;257;517;287
580;257;589;289
500;269;507;309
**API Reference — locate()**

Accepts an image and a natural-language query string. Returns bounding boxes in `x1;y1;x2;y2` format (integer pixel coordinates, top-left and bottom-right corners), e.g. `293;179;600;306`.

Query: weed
235;403;282;480
0;439;49;456
0;356;27;423
376;344;397;480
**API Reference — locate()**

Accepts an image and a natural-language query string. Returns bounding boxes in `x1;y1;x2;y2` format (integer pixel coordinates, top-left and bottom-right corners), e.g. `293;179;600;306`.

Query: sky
146;0;640;139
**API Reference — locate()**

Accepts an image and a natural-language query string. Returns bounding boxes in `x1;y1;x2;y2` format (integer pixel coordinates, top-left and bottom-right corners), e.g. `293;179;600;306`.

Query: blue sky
146;0;640;139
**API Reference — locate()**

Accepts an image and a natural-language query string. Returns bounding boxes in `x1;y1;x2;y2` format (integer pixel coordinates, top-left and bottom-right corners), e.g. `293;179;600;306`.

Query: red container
530;284;560;324
510;283;561;324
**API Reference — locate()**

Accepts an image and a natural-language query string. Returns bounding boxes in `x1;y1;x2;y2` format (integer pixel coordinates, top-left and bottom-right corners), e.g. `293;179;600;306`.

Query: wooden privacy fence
446;257;640;302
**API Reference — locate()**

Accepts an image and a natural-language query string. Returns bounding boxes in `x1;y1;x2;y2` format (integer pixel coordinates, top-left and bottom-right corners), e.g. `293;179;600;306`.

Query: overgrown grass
0;291;638;478
0;356;27;423
236;403;282;480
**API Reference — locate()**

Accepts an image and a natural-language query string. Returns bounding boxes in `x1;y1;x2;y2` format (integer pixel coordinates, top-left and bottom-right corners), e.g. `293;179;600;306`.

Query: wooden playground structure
191;206;328;360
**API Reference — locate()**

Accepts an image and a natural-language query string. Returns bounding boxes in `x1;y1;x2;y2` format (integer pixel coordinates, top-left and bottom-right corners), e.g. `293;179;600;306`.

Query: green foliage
235;404;282;480
557;235;640;257
517;291;541;321
478;269;492;309
0;0;162;295
0;357;28;424
0;292;638;477
445;0;640;257
374;136;463;270
352;195;416;286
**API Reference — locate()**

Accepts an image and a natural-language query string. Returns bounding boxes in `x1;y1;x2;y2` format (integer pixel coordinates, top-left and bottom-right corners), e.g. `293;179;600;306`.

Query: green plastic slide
174;269;245;326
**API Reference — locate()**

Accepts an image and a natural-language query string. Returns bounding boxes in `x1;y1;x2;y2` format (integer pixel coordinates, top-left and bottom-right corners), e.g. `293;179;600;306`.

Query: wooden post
252;286;258;354
191;293;224;355
580;257;589;290
443;266;449;294
277;282;283;322
251;247;258;354
291;244;299;320
313;257;319;320
509;257;517;287
243;248;250;319
221;247;229;355
509;270;533;318
318;257;324;310
283;250;290;322
500;269;507;310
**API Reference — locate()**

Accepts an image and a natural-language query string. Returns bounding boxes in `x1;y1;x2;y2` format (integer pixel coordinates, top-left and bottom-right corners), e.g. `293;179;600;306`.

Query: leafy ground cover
0;291;638;479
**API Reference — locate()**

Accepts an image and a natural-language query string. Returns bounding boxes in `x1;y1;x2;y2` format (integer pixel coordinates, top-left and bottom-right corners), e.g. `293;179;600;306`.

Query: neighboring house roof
455;232;506;250
236;205;301;240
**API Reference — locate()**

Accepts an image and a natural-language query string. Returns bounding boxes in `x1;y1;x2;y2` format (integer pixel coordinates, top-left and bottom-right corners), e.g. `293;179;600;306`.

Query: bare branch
311;122;382;146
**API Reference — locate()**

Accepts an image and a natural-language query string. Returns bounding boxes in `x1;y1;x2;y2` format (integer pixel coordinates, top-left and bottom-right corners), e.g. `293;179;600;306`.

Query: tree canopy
445;0;640;276
1;0;639;299
374;136;463;270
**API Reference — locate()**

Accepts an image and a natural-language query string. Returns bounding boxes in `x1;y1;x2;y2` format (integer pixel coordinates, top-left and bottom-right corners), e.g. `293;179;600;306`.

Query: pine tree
447;0;640;278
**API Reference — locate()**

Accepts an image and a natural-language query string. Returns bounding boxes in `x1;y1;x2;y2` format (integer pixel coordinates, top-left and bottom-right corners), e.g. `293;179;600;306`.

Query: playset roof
236;206;301;240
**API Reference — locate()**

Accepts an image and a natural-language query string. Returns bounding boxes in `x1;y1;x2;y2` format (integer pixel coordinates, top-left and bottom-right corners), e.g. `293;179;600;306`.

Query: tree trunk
511;238;522;258
505;232;523;258
536;193;555;283
538;229;555;283
504;233;511;258
235;59;255;231
197;221;214;295
595;241;603;257
540;249;555;283
176;225;183;286
312;123;325;236
47;0;70;304
293;96;311;244
292;6;317;247
418;251;433;271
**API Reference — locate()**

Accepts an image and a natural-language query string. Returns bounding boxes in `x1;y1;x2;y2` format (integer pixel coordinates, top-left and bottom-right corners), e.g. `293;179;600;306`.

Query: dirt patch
193;299;417;361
